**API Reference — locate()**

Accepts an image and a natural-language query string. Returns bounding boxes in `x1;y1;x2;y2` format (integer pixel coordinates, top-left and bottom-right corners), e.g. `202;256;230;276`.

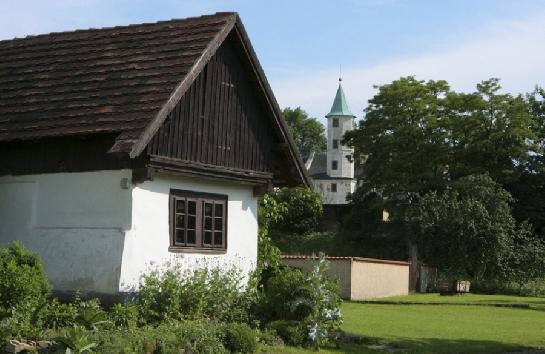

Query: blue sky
2;0;545;124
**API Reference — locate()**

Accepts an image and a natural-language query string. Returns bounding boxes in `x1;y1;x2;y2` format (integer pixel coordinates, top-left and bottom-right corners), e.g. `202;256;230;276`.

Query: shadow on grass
346;335;537;354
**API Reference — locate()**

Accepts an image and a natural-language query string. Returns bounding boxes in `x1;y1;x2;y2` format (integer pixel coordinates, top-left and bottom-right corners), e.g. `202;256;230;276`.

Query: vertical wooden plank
206;57;217;165
202;64;212;164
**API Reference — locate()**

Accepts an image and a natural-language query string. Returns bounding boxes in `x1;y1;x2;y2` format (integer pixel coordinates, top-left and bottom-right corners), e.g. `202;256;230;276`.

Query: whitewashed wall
118;172;258;292
0;170;258;294
0;170;132;293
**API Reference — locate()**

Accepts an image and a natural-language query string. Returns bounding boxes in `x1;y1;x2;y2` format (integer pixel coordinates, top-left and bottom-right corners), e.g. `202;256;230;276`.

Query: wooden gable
146;34;274;184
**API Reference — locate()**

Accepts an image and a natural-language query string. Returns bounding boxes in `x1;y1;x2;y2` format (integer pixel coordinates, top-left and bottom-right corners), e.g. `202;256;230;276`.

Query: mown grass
264;294;545;353
367;293;545;310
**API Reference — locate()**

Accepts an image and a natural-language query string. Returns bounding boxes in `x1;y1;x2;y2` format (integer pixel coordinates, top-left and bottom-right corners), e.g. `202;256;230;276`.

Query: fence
281;255;410;300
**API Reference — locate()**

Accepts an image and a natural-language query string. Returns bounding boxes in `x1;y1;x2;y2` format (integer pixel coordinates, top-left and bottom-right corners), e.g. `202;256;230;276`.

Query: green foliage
222;322;258;353
260;267;312;322
267;320;307;346
0;241;51;310
282;107;326;159
0;301;46;342
257;194;286;270
93;320;228;354
54;326;97;354
0;241;51;341
43;298;77;330
136;263;248;324
408;174;545;281
259;255;342;348
272;232;338;255
269;187;323;236
109;303;138;330
342;77;545;263
303;255;343;348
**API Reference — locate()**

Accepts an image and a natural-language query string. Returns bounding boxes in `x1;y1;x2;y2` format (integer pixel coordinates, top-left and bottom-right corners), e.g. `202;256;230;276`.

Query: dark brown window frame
331;183;337;192
169;189;228;254
332;118;339;127
332;160;338;170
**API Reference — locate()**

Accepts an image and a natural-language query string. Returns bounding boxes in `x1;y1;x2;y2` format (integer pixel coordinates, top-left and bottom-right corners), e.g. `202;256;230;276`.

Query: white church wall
0;170;132;293
118;172;258;292
326;115;354;179
313;179;356;205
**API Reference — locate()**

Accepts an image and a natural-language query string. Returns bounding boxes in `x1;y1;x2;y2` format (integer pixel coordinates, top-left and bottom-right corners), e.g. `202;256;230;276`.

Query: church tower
306;78;357;206
326;78;355;179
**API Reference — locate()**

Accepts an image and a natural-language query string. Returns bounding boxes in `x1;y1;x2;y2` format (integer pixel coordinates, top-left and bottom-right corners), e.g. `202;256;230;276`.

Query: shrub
0;241;51;310
94;320;228;354
54;326;97;353
109;303;138;330
43;298;78;329
223;322;257;353
137;265;182;323
259;254;342;348
267;320;306;346
137;263;249;324
259;266;312;322
0;241;51;341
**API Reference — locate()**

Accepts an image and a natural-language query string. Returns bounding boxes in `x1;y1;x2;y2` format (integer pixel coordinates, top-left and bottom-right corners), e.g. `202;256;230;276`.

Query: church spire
326;78;355;118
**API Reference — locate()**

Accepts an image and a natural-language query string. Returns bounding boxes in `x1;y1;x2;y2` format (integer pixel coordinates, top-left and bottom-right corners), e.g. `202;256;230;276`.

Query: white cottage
0;13;308;296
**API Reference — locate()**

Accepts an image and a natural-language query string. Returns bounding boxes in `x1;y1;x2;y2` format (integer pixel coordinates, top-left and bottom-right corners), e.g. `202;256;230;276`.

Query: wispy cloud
270;13;545;122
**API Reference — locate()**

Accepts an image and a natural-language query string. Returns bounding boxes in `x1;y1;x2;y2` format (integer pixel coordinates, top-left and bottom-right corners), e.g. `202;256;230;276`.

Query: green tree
283;107;326;159
407;174;544;281
269;187;323;236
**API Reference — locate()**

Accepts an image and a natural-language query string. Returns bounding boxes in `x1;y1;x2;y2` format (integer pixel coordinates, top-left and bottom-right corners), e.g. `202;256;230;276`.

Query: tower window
332;118;339;127
333;140;339;149
331;183;337;192
332;160;338;170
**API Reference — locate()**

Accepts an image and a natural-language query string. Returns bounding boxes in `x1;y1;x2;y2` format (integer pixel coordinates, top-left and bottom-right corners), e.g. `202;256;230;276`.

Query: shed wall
351;261;409;300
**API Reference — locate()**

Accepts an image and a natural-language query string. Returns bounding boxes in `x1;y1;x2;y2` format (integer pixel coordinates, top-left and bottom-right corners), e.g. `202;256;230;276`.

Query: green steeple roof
326;79;355;118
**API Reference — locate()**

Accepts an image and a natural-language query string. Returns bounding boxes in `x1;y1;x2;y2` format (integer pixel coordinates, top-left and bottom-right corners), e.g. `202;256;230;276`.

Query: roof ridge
0;12;236;44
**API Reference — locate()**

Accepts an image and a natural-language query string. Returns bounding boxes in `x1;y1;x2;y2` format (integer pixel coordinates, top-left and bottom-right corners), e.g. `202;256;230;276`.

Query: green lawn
261;294;545;353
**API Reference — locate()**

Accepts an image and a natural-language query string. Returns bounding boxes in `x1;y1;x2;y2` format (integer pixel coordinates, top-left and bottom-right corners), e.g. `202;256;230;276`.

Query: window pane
188;215;196;229
214;217;223;231
215;203;223;217
204;217;212;230
188;200;196;215
176;214;185;227
204;231;212;245
204;202;212;216
187;230;196;245
176;200;185;213
175;228;185;244
214;231;223;246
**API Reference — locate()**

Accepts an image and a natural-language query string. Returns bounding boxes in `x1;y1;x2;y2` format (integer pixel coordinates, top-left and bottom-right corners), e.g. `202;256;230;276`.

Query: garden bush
137;263;250;324
258;254;342;348
93;320;228;354
0;241;51;341
43;298;77;329
267;320;307;346
222;322;257;353
109;303;138;330
0;241;51;310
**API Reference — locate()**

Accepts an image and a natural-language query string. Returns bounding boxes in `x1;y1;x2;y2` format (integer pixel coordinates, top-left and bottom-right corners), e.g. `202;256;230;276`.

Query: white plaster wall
118;173;258;291
0;171;132;293
313;179;356;205
326;115;354;178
